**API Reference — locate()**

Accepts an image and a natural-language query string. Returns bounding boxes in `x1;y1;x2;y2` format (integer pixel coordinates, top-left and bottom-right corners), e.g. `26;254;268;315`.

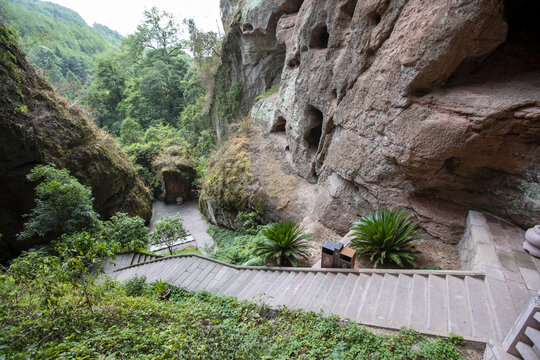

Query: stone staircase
484;293;540;360
104;252;499;342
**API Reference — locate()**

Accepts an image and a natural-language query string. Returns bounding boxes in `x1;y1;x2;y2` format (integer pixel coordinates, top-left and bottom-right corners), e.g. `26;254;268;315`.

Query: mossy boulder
199;133;256;228
0;24;151;262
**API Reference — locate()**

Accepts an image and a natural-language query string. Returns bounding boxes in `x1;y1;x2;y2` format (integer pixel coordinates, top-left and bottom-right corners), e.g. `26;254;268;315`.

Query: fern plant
254;222;312;267
350;208;421;268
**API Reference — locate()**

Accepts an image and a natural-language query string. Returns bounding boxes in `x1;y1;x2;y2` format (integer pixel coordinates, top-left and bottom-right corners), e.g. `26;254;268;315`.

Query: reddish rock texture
219;0;540;241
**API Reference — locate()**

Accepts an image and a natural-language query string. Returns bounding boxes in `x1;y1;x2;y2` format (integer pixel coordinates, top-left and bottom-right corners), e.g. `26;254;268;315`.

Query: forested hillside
0;0;121;98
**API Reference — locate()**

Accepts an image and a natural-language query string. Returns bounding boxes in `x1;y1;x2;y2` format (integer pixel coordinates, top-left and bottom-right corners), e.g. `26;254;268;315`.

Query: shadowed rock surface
0;25;151;262
213;0;540;241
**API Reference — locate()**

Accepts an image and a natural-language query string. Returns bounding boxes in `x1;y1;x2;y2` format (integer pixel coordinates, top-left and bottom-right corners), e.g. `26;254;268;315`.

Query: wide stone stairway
102;211;540;358
106;252;496;343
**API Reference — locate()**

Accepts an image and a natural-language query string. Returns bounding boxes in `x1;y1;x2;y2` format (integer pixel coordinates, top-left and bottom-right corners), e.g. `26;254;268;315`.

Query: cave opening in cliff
305;106;323;151
448;0;540;85
310;23;329;49
340;0;358;20
271;116;287;133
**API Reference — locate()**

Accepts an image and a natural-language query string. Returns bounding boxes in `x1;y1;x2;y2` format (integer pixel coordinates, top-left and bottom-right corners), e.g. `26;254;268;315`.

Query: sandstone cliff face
218;0;540;241
0;26;152;261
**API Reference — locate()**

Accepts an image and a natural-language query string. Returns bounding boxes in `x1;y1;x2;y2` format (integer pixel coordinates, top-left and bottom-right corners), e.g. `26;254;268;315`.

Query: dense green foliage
18;164;150;254
0;266;467;359
99;212;149;252
150;215;190;255
0;0;121;96
255;222;312;267
350;209;421;268
17;165;101;241
207;225;263;265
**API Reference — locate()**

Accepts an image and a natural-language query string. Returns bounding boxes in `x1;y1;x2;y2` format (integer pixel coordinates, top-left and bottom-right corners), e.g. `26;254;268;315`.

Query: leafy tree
86;53;128;130
17;164;100;241
254;222;312;267
120;117;144;145
44;57;64;83
133;6;185;56
150;215;189;255
100;212;149;252
122;50;190;127
349;208;421;268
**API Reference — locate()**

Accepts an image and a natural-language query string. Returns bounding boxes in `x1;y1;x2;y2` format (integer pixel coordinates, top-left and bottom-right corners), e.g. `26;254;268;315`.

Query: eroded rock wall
218;0;540;242
0;25;152;261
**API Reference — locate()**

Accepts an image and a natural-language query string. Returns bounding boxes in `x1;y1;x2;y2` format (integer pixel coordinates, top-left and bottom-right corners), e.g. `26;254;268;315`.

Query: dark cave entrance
310;23;329;49
305;105;323;152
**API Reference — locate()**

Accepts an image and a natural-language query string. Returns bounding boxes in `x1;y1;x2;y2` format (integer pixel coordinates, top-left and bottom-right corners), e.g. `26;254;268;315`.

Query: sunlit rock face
218;0;540;241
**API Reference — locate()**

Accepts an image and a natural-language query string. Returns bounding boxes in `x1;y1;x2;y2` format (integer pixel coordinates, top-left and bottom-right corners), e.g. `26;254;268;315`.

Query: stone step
447;275;472;337
516;341;540;360
186;262;216;292
320;272;347;316
167;257;196;285
267;272;298;306
237;270;267;300
465;276;497;340
332;274;360;318
343;274;370;321
428;275;448;334
109;253;507;343
389;274;413;328
357;273;384;323
374;274;398;326
194;263;223;292
409;274;428;331
281;272;317;309
209;267;237;294
296;272;326;310
306;273;337;313
268;272;308;306
486;277;518;340
222;269;257;297
171;259;201;287
248;271;282;303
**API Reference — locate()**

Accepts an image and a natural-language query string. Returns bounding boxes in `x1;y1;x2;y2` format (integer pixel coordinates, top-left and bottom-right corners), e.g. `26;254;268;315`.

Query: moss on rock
0;23;151;262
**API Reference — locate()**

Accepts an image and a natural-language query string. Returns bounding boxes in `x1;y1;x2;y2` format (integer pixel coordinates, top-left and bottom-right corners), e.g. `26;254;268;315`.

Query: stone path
150;200;215;255
102;210;538;346
106;252;498;343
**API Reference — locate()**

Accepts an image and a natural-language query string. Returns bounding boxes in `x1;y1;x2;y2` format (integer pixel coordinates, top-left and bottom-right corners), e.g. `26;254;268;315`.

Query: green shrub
255;222;312;267
350;208;421;268
235;210;263;234
207;226;261;265
100;212;149;252
17;164;101;241
0;274;466;359
149;215;190;255
123;275;147;296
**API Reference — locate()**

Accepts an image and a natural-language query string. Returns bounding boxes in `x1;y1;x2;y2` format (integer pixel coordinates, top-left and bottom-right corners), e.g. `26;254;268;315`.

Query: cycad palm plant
255;222;312;267
350;208;421;268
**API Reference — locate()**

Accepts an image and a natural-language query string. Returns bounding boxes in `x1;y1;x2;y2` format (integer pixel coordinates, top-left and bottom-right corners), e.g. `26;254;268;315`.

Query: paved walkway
150;200;215;255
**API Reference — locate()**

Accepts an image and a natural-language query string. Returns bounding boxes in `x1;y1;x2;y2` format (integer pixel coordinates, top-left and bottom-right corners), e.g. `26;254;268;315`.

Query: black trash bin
321;242;344;268
333;243;343;268
321;241;336;268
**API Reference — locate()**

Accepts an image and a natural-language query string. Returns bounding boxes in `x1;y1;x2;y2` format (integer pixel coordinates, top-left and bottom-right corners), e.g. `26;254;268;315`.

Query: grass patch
255;83;280;102
0;272;467;359
172;245;202;255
